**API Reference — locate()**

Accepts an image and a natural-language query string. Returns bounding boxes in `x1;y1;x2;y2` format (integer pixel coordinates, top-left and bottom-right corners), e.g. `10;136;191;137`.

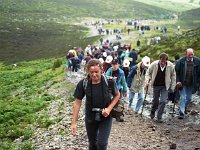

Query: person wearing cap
122;59;130;82
129;49;138;67
175;48;200;119
127;56;150;113
144;53;176;122
106;59;128;122
103;55;113;73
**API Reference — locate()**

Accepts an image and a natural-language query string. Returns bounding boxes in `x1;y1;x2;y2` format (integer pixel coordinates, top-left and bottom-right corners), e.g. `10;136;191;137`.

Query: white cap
105;55;113;63
142;56;150;67
98;58;104;64
123;59;130;67
103;52;107;57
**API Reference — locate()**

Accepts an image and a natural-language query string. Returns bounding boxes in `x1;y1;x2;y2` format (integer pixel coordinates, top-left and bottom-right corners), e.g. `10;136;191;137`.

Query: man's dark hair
159;52;168;60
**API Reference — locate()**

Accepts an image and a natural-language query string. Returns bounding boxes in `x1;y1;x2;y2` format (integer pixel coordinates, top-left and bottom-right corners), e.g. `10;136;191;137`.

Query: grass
139;27;200;61
133;0;200;12
0;58;75;149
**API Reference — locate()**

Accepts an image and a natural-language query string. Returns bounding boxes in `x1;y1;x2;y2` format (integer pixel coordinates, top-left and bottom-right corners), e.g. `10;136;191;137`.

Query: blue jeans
152;86;168;119
85;117;112;150
129;91;144;112
179;85;192;115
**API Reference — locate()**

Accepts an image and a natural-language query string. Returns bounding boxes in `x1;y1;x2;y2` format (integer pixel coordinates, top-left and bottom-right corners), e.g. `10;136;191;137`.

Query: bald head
186;48;194;61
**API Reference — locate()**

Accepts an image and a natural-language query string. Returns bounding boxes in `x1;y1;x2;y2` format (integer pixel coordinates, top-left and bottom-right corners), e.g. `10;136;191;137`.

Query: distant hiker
174;53;180;65
175;48;200;119
129;49;138;68
66;51;74;77
127;28;131;35
106;59;128;122
145;53;176;123
177;25;180;32
71;59;120;150
136;39;141;47
122;59;130;82
70;56;81;72
69;47;77;57
100;38;103;45
85;45;92;56
127;56;150;113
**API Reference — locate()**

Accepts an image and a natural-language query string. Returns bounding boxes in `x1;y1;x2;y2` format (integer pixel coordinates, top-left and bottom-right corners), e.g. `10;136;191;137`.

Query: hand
176;82;182;88
123;93;127;97
102;108;110;117
71;124;77;136
168;88;173;93
144;83;149;91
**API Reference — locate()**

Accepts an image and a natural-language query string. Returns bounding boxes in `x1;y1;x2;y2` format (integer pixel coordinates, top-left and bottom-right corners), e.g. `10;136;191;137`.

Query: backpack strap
83;78;88;90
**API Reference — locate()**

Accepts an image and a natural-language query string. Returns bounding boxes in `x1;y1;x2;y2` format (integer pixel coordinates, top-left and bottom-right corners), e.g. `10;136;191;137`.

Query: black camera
106;76;117;82
92;108;103;122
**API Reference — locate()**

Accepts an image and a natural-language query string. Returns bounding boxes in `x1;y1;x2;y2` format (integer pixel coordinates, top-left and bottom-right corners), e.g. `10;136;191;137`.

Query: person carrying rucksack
127;56;150;113
71;59;120;150
106;59;128;122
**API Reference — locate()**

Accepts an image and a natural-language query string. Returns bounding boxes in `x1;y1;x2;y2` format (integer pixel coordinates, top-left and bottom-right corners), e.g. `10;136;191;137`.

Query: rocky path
17;69;199;150
14;24;200;150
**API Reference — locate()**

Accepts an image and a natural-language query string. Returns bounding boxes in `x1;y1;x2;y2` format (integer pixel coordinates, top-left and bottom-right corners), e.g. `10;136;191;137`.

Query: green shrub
52;59;63;70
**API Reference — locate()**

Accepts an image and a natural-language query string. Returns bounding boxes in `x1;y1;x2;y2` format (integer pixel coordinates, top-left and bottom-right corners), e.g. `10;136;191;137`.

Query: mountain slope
178;8;200;28
0;0;174;20
133;0;200;12
140;27;200;61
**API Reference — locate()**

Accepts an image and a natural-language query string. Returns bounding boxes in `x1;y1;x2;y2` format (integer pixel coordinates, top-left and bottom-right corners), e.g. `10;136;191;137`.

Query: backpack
83;74;124;118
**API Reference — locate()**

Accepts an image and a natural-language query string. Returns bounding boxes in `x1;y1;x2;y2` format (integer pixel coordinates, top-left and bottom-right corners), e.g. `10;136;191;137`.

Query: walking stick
141;80;150;116
171;99;176;117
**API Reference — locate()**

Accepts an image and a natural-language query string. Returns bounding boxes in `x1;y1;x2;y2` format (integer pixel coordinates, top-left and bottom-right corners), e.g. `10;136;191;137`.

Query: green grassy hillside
178;8;200;29
139;27;200;61
0;21;100;63
0;0;174;20
133;0;200;12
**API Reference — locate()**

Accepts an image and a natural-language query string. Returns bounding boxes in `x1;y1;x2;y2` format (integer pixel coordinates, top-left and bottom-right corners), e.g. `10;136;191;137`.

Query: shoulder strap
83;78;88;90
102;74;109;86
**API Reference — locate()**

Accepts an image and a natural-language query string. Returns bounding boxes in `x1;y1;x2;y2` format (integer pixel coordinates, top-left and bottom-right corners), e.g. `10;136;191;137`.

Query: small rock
190;109;199;115
170;143;177;149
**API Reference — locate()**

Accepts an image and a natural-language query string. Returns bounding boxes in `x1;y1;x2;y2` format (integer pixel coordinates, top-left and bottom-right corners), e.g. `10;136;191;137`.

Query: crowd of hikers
68;38;200;149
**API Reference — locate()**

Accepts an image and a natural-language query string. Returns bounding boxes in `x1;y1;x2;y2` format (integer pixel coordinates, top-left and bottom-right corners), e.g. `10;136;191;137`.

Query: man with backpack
127;56;150;114
71;59;120;150
106;59;128;122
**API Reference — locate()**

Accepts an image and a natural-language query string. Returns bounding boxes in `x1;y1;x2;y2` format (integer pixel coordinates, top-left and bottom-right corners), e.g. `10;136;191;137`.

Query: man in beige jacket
145;53;176;122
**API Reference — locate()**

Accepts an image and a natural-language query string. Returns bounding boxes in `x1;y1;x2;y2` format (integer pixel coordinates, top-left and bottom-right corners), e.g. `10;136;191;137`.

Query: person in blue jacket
106;59;128;122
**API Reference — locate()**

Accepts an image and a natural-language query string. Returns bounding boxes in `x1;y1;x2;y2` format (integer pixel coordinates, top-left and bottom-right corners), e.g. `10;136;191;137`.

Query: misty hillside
140;27;200;60
0;0;175;20
133;0;200;12
178;8;200;28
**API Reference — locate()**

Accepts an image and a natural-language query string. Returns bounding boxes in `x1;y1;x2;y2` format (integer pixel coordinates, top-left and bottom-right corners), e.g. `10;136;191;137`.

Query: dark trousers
85;117;112;150
152;86;168;119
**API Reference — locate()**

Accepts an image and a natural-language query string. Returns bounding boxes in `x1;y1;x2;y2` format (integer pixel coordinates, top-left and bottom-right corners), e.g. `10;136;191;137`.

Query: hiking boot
185;107;188;114
116;117;124;122
157;118;163;123
150;111;155;119
178;112;185;119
